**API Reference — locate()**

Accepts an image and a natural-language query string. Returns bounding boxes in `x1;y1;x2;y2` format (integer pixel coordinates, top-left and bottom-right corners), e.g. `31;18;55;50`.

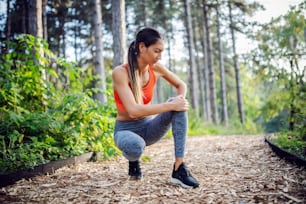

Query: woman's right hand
167;95;189;111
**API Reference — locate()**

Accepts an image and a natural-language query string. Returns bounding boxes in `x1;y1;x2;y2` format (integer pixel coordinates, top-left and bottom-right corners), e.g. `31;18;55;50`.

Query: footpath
1;135;305;203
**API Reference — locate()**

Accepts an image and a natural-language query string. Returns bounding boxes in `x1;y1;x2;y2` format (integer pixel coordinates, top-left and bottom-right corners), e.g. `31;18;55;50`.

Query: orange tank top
113;64;156;112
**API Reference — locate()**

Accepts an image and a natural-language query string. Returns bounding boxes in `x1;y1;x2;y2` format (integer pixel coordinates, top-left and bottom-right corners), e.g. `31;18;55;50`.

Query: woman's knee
175;110;187;117
114;130;145;160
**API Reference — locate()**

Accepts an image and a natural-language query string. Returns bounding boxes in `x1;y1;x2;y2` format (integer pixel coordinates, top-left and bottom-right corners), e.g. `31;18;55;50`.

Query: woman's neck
137;59;149;74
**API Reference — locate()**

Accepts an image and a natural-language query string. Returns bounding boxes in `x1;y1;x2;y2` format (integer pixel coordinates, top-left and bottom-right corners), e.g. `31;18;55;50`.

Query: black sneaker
170;163;199;188
128;160;142;180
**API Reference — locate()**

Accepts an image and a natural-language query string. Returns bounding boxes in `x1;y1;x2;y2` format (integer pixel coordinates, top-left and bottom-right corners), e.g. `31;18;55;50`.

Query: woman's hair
127;27;161;104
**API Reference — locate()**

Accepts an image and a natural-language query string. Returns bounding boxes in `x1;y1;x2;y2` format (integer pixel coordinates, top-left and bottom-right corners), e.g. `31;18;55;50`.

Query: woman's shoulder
152;62;169;76
113;64;128;74
112;64;129;81
152;62;168;72
114;63;128;71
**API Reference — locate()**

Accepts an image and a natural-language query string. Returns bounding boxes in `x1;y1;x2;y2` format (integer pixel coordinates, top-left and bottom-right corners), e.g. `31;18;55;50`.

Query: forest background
0;0;305;174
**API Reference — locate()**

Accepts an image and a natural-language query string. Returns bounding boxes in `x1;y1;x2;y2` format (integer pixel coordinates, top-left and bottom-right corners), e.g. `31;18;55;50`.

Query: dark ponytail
127;40;142;103
127;27;162;104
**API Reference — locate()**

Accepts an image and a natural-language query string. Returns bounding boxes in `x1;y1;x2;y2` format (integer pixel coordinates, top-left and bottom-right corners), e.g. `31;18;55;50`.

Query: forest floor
1;135;306;204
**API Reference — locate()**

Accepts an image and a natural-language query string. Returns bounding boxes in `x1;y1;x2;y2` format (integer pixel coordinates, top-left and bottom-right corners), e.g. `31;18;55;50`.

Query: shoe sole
129;175;142;181
170;177;196;189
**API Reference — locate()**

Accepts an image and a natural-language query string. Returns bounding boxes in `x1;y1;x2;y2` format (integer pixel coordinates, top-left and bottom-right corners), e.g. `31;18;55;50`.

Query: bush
271;131;306;160
0;35;118;174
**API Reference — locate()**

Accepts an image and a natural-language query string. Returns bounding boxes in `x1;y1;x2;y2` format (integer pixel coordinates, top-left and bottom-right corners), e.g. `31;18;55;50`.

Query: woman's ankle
174;158;183;170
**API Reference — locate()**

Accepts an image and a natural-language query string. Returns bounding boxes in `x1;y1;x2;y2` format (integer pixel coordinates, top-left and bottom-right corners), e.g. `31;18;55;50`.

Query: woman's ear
138;42;146;53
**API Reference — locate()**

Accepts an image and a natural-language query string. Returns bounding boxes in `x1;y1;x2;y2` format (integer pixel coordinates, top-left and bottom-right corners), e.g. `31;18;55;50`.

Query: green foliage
249;4;305;135
271;132;306;160
0;35;52;112
187;109;262;136
247;4;306;159
53;93;117;159
0;35;118;174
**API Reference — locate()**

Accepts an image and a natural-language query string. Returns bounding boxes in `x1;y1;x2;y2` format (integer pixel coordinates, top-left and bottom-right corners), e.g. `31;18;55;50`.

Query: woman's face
140;39;164;65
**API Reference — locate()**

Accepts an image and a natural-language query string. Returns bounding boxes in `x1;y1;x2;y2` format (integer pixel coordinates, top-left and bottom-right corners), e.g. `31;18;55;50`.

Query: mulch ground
1;135;305;204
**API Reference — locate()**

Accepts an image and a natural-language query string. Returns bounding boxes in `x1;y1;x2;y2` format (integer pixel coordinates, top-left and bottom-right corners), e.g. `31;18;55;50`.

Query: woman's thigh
143;111;173;146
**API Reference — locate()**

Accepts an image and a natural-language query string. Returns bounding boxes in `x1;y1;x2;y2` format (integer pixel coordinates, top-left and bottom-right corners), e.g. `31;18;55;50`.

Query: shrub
0;35;118;174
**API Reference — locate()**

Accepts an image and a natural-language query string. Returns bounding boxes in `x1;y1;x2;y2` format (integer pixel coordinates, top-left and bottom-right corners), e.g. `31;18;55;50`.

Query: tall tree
42;0;48;41
203;0;218;124
199;1;211;122
165;0;175;73
5;0;11;42
183;0;199;116
193;1;205;119
216;1;228;125
111;0;126;67
153;0;166;103
228;1;244;124
27;0;47;83
28;0;43;37
250;4;305;133
93;0;107;103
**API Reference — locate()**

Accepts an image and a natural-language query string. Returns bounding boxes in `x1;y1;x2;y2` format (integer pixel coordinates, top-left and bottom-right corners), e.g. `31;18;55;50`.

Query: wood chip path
1;135;305;203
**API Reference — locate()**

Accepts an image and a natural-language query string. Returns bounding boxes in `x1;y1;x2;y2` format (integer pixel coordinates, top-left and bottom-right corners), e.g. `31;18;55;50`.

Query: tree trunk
196;0;208;121
74;18;79;63
228;2;244;124
203;0;218;124
195;30;206;119
112;0;126;67
193;2;205;119
183;0;199;117
27;0;43;37
6;0;11;42
71;3;80;64
288;58;295;131
41;0;49;82
166;0;174;72
216;2;228;126
93;0;107;103
27;0;46;103
155;0;167;103
42;0;47;41
22;0;27;33
199;1;210;122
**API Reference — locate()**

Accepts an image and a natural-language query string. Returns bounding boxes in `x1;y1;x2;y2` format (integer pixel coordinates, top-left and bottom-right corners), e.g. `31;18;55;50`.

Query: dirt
1;135;305;203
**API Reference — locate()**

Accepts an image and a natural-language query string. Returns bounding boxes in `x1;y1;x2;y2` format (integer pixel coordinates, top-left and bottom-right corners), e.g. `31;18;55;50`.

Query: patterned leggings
114;111;187;161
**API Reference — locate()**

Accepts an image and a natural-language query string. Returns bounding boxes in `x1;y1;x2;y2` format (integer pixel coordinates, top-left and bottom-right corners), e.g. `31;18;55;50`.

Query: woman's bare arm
112;65;188;119
153;63;187;97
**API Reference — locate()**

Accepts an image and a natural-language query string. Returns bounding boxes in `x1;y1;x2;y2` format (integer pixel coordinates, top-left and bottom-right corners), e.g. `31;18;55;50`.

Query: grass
271;132;306;160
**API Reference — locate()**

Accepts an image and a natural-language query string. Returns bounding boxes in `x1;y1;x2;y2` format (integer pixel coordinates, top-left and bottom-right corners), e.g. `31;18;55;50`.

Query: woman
112;27;199;188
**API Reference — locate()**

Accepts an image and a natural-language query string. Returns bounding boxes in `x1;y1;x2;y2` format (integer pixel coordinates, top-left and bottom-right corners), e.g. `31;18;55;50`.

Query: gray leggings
114;111;187;161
